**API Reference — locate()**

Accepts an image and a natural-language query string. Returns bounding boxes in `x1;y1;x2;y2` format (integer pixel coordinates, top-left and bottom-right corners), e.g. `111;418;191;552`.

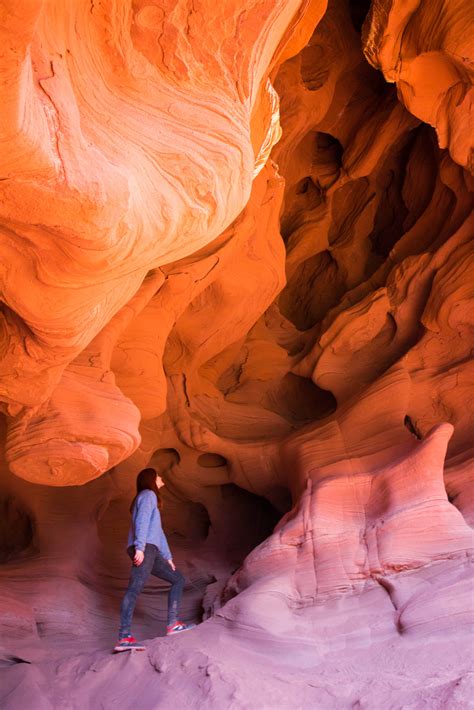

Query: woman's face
155;474;165;489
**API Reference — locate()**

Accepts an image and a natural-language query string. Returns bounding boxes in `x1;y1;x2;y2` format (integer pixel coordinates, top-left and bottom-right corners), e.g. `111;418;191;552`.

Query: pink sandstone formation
0;0;473;708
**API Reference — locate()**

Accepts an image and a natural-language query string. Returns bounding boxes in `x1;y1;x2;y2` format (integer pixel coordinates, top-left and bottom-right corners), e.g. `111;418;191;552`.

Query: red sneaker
166;621;196;636
114;636;145;652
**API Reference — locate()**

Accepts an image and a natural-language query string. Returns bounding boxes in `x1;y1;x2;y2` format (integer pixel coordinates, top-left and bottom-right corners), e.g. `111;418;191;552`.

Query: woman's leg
118;544;156;638
151;554;185;626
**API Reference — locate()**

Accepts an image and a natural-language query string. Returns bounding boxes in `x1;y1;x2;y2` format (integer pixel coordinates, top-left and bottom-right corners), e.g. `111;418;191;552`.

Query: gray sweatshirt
127;489;172;560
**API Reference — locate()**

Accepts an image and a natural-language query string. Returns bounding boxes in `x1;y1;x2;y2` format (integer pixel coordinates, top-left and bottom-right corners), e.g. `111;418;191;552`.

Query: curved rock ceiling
0;0;473;707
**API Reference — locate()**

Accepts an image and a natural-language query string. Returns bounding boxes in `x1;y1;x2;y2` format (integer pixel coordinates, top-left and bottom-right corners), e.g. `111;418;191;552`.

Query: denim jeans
119;543;185;637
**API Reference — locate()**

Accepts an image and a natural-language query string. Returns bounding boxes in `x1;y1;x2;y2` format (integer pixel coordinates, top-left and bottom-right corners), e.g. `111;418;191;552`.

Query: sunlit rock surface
1;0;473;708
363;0;474;170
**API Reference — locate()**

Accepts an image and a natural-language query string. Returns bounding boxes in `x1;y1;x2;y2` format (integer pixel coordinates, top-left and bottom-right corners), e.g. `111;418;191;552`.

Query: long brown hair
130;468;163;513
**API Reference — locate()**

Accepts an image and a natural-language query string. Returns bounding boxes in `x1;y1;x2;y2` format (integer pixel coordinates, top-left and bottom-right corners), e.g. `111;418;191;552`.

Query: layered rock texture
1;1;473;708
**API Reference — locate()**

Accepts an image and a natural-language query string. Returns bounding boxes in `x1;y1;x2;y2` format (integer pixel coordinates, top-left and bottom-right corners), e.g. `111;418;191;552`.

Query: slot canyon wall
0;0;473;708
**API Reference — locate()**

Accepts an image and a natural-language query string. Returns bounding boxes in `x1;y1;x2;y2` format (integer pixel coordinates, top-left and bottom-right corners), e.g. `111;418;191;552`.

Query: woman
115;468;194;651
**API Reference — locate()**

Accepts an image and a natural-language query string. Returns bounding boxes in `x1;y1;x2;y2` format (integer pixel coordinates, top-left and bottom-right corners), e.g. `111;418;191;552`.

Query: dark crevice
0;496;35;564
368;127;433;259
280;250;346;330
0;656;32;668
197;453;227;468
265;373;337;423
219;484;283;555
349;0;373;34
296;177;311;195
314;132;343;190
404;415;422;440
153;448;181;466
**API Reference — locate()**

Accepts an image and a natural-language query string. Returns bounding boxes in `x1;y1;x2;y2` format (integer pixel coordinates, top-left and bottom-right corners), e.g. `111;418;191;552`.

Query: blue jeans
119;543;185;637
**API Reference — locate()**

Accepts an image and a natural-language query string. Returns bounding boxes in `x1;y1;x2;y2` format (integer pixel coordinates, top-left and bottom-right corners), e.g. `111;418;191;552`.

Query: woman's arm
159;529;173;562
133;492;155;552
156;510;174;568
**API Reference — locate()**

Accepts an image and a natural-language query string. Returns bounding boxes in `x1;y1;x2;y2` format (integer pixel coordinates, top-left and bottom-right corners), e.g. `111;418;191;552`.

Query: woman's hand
134;549;145;566
168;559;176;571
